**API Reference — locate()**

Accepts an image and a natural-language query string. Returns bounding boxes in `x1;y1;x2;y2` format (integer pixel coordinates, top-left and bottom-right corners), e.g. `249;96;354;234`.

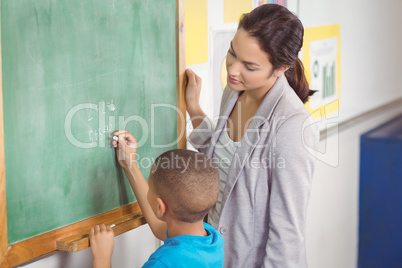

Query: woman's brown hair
239;4;315;103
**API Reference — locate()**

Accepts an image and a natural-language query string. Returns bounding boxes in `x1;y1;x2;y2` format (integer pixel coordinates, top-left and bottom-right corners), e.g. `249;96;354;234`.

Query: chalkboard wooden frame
0;0;186;266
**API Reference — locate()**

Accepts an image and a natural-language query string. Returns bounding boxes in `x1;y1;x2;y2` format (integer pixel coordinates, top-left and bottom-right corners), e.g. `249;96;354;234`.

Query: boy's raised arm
113;130;168;241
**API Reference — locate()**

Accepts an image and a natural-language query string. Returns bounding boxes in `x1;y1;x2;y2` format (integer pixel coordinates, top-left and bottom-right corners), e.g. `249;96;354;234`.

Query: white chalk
113;136;119;141
110;224;116;228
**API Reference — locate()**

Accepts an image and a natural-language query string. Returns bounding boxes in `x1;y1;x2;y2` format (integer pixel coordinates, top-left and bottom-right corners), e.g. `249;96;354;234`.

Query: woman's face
226;27;285;93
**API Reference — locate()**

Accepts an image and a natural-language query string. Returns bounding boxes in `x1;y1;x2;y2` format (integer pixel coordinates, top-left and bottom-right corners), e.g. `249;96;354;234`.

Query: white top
208;126;240;229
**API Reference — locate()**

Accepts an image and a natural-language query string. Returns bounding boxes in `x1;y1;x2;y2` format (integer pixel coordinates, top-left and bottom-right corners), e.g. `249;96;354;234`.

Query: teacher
186;4;319;267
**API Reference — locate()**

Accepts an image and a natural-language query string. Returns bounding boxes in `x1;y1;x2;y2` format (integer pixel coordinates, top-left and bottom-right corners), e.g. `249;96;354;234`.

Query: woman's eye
228;50;235;56
245;65;255;71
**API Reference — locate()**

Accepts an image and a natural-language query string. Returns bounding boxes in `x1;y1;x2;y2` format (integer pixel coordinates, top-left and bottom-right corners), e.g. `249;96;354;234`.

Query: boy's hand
113;130;138;170
89;224;114;268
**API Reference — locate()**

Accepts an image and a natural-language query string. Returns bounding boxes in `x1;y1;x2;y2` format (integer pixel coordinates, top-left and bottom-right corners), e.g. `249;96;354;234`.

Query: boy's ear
156;197;167;219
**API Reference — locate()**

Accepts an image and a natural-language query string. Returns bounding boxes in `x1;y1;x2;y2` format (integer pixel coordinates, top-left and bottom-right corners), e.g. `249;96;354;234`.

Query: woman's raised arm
185;69;206;129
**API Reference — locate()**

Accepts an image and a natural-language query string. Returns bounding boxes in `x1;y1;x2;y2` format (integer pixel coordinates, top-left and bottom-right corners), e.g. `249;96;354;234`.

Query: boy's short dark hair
151;149;219;223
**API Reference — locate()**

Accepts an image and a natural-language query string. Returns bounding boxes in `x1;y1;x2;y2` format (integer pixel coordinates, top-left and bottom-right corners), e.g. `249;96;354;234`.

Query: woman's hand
185;69;202;115
89;224;114;268
113;130;138;171
185;69;206;129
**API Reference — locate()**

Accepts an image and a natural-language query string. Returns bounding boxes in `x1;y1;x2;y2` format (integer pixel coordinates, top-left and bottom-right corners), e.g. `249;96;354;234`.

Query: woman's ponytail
285;58;316;104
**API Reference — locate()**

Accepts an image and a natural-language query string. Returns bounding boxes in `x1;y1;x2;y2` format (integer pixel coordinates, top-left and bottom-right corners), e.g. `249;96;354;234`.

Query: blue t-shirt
142;223;224;268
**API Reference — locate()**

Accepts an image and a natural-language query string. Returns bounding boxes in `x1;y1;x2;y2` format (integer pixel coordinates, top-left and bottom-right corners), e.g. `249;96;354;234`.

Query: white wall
300;1;402;266
299;0;402;122
306;104;402;268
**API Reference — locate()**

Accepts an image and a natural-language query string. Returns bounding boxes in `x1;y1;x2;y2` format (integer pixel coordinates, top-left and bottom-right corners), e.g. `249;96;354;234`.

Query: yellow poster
223;0;253;23
185;0;208;65
302;24;341;118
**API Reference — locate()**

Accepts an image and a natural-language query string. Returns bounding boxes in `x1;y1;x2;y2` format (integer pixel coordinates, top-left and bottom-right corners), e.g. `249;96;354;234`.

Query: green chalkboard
2;0;178;244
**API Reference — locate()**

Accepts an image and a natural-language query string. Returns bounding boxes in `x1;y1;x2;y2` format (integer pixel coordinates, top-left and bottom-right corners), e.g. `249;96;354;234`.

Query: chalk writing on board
65;103;185;149
107;99;116;112
87;99;116;121
87;103;96;122
65;99;117;149
88;124;114;146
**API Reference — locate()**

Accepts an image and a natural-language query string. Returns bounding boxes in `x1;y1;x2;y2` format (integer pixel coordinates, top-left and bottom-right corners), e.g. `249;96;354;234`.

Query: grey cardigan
188;75;319;268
